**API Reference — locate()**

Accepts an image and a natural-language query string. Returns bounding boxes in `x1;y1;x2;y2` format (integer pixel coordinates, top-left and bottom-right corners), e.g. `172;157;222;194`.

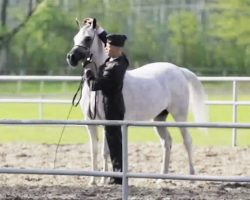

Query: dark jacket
88;54;129;120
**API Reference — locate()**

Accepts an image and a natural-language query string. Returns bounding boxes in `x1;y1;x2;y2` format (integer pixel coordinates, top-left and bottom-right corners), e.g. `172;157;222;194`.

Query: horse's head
67;18;98;67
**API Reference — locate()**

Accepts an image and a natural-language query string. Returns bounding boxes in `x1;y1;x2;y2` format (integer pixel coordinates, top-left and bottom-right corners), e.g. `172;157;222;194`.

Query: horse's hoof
156;179;163;185
100;177;107;185
156;179;169;187
88;179;97;186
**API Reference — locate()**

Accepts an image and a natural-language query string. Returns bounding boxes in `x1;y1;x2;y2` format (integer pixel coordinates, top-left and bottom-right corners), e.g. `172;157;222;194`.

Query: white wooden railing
1;119;250;200
1;76;250;146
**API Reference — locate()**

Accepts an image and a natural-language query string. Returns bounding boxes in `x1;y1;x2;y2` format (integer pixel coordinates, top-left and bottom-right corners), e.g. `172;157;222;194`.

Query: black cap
106;33;127;47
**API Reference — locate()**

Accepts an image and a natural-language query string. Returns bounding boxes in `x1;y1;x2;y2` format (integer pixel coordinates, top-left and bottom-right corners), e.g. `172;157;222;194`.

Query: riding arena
0;76;250;199
1;4;250;199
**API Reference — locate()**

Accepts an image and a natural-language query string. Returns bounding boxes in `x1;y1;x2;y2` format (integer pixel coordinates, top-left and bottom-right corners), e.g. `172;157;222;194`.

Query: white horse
66;19;208;184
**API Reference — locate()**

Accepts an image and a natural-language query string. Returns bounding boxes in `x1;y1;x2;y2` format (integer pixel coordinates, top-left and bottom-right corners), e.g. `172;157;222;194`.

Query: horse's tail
181;67;208;125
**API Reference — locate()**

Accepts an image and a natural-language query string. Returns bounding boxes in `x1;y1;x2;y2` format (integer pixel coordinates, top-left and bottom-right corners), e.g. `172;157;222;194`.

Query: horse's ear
92;18;97;29
75;18;81;29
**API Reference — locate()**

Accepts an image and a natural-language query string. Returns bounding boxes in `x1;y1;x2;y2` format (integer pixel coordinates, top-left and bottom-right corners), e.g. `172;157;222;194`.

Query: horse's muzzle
66;46;88;67
67;52;78;67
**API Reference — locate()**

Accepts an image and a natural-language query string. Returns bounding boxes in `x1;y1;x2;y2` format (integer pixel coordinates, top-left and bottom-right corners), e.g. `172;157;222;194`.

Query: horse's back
126;62;178;77
125;62;189;90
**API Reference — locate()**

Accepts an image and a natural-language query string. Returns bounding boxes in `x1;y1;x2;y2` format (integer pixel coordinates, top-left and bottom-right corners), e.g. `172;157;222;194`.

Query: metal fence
1;76;250;146
0;119;250;200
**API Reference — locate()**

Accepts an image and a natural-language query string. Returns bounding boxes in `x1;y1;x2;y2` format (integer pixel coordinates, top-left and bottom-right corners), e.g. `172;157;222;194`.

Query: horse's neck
92;53;107;67
92;40;108;67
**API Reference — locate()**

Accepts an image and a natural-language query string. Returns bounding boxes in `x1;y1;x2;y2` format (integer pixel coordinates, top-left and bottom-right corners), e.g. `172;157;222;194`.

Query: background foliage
1;0;250;75
12;0;74;74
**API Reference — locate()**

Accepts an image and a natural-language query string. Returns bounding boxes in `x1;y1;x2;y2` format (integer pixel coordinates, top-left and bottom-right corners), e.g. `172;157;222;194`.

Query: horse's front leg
100;131;110;184
86;125;99;185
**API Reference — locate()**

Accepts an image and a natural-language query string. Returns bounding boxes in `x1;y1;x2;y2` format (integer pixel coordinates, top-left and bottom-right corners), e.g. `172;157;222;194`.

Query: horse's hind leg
171;110;195;175
154;110;172;174
180;126;195;174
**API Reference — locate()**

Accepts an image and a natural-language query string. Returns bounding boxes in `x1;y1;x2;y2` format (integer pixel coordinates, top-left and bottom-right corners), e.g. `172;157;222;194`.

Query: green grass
0;82;78;95
1;102;250;146
1;82;250;146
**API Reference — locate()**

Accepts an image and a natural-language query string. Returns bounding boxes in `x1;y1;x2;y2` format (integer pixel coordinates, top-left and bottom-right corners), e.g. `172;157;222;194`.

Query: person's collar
109;57;118;62
109;52;123;61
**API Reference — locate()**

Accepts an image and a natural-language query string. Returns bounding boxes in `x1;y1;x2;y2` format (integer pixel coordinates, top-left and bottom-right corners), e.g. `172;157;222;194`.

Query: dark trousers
105;125;123;172
103;94;125;184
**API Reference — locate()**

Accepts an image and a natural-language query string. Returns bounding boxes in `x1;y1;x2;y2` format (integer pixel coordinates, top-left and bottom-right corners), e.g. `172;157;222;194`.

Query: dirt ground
0;142;249;200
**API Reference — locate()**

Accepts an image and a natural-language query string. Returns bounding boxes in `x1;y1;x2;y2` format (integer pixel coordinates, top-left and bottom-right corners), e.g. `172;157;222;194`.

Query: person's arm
86;66;117;92
86;62;127;93
96;26;107;45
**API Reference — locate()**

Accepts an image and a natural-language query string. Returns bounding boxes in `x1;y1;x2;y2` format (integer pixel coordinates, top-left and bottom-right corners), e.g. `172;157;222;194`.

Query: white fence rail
1;76;250;147
0;119;250;200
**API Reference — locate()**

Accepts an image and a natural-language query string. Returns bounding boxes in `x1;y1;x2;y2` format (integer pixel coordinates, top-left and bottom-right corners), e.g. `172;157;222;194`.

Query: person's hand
85;69;94;81
85;68;94;78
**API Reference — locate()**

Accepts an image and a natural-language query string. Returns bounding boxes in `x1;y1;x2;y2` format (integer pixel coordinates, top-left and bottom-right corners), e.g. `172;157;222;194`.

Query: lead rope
72;70;85;107
53;105;74;168
53;59;90;169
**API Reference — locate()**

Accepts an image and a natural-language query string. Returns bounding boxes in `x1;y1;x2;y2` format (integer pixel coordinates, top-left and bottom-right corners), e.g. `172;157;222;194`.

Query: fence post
39;81;44;93
62;81;67;93
17;80;22;93
232;80;238;147
122;124;129;200
39;97;44;119
39;81;45;119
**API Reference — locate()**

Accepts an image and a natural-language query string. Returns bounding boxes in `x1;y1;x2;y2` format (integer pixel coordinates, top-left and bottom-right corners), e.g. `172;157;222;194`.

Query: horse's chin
66;58;79;68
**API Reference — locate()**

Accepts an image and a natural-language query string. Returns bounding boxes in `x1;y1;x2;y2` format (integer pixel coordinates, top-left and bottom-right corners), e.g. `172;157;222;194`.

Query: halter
73;28;97;60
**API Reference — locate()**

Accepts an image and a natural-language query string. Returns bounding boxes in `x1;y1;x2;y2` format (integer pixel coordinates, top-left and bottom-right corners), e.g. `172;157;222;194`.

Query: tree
0;0;41;73
208;0;250;75
4;0;132;74
168;11;205;69
11;0;75;74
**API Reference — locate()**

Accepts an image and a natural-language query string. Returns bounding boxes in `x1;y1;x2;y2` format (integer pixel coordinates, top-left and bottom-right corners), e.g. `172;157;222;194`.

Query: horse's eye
85;36;92;43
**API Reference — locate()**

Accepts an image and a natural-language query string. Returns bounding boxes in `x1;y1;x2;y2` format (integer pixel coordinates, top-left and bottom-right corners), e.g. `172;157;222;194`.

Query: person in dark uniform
85;30;129;185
